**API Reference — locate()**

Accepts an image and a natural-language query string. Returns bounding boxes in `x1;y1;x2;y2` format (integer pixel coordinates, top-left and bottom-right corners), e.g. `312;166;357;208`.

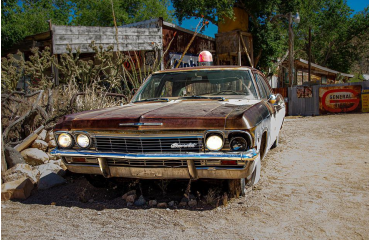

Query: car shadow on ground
17;172;231;211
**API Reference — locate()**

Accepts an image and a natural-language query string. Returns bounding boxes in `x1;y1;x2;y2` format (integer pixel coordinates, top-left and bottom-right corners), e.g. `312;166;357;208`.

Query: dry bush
205;188;217;205
1;42;162;144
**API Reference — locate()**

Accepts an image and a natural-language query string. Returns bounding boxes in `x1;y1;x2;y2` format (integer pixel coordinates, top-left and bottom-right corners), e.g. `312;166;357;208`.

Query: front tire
85;174;112;188
228;160;261;197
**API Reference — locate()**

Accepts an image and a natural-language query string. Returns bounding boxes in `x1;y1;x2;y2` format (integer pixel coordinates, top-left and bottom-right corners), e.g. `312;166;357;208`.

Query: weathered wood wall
52;25;162;54
216;30;253;66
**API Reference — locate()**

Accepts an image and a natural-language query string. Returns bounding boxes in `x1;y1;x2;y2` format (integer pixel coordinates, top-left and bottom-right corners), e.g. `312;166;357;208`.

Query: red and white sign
319;85;362;114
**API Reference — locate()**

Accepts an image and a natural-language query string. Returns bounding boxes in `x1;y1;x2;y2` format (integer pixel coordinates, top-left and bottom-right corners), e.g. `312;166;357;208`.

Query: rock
122;190;136;200
4;146;25;168
49;159;67;171
38;171;66;190
188;199;197;207
181;197;188;203
148;200;157;207
127;202;133;207
1;177;34;201
168;201;175;207
157;202;167;208
31;140;48;151
20;148;49;166
178;201;187;207
48;140;57;149
45;131;54;143
134;195;146;206
47;153;57;160
2;164;39;184
126;194;136;203
37;129;47;141
88;199;94;203
36;162;65;177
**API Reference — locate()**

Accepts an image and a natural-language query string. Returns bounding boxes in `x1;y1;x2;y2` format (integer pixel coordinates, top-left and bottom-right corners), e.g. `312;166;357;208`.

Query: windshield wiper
179;95;225;101
135;98;170;102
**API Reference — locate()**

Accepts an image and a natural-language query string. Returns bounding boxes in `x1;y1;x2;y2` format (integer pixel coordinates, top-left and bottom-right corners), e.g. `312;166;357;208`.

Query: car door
257;73;285;147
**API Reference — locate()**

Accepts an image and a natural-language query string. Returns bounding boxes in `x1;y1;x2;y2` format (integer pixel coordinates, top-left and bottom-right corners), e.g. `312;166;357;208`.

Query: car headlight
57;133;73;148
230;137;248;151
206;135;223;151
76;134;90;148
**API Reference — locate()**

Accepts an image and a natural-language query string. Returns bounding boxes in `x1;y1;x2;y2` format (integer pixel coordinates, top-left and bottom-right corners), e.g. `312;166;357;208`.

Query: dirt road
2;113;369;239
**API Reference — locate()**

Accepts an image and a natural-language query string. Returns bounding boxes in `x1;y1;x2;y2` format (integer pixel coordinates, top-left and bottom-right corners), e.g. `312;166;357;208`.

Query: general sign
319;85;362;114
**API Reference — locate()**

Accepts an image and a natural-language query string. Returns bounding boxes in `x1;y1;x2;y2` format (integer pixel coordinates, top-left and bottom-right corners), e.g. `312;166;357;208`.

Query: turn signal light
221;160;237;165
72;157;86;162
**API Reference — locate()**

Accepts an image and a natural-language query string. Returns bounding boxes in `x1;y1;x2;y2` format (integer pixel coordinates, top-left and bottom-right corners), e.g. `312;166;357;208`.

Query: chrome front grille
95;136;203;153
106;158;227;168
107;159;193;167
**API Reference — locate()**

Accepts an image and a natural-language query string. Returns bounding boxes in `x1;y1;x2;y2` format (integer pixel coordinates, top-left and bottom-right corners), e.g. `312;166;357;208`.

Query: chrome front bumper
51;149;259;180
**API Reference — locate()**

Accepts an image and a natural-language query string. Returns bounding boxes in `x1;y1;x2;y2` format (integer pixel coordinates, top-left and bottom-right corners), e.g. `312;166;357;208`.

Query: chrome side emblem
171;143;197;148
119;123;163;126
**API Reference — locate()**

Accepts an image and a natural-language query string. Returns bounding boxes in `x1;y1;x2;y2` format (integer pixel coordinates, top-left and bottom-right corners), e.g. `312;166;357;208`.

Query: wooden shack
3;18;216;86
279;58;354;87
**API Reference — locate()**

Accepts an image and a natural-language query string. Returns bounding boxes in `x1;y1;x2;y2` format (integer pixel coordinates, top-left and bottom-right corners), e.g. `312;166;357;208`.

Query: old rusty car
51;56;285;195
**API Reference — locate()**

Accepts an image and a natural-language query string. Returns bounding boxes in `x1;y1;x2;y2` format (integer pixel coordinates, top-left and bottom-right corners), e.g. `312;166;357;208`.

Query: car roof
155;65;255;74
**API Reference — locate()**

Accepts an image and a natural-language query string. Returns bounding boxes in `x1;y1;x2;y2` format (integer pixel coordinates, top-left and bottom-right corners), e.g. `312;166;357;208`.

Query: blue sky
171;0;369;38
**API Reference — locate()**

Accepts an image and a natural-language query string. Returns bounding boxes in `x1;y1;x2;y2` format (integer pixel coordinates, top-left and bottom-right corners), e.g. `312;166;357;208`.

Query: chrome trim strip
94;135;201;139
51;148;257;161
119;123;163;126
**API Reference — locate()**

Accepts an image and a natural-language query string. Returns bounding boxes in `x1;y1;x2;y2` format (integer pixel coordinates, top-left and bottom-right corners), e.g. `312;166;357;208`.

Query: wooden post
288;12;294;87
1;135;7;173
159;18;164;70
308;26;312;82
301;70;303;85
238;35;242;66
239;32;253;67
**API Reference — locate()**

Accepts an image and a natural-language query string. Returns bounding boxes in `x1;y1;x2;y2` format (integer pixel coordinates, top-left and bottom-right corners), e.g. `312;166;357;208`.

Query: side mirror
268;94;276;104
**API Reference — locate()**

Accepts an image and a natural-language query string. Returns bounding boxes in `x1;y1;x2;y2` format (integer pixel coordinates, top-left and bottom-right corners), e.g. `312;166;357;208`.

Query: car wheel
228;178;244;197
271;135;279;149
85;174;112;188
245;161;259;186
228;160;261;197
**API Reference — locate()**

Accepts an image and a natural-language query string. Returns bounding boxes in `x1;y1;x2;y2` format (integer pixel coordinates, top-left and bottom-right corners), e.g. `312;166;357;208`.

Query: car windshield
132;69;258;102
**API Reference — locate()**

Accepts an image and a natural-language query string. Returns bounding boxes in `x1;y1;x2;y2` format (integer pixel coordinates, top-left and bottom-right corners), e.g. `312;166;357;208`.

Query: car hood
54;99;262;131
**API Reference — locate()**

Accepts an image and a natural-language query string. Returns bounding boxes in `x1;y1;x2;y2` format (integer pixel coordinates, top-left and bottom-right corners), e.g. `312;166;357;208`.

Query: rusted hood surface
54;100;260;131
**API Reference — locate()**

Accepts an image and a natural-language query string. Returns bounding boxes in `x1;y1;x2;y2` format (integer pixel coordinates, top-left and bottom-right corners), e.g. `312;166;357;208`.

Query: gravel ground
2;113;369;240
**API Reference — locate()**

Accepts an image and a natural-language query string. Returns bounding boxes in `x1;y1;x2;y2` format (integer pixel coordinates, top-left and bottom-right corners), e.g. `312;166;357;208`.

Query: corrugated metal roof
298;59;354;78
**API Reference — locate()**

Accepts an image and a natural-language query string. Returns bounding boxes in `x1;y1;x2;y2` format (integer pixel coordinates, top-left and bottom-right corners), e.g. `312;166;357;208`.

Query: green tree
295;0;369;73
1;0;72;50
172;0;369;74
172;0;300;72
71;0;173;26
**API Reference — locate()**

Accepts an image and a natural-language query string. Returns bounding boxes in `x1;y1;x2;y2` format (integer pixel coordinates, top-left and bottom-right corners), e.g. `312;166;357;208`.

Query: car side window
258;74;271;97
254;73;267;99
